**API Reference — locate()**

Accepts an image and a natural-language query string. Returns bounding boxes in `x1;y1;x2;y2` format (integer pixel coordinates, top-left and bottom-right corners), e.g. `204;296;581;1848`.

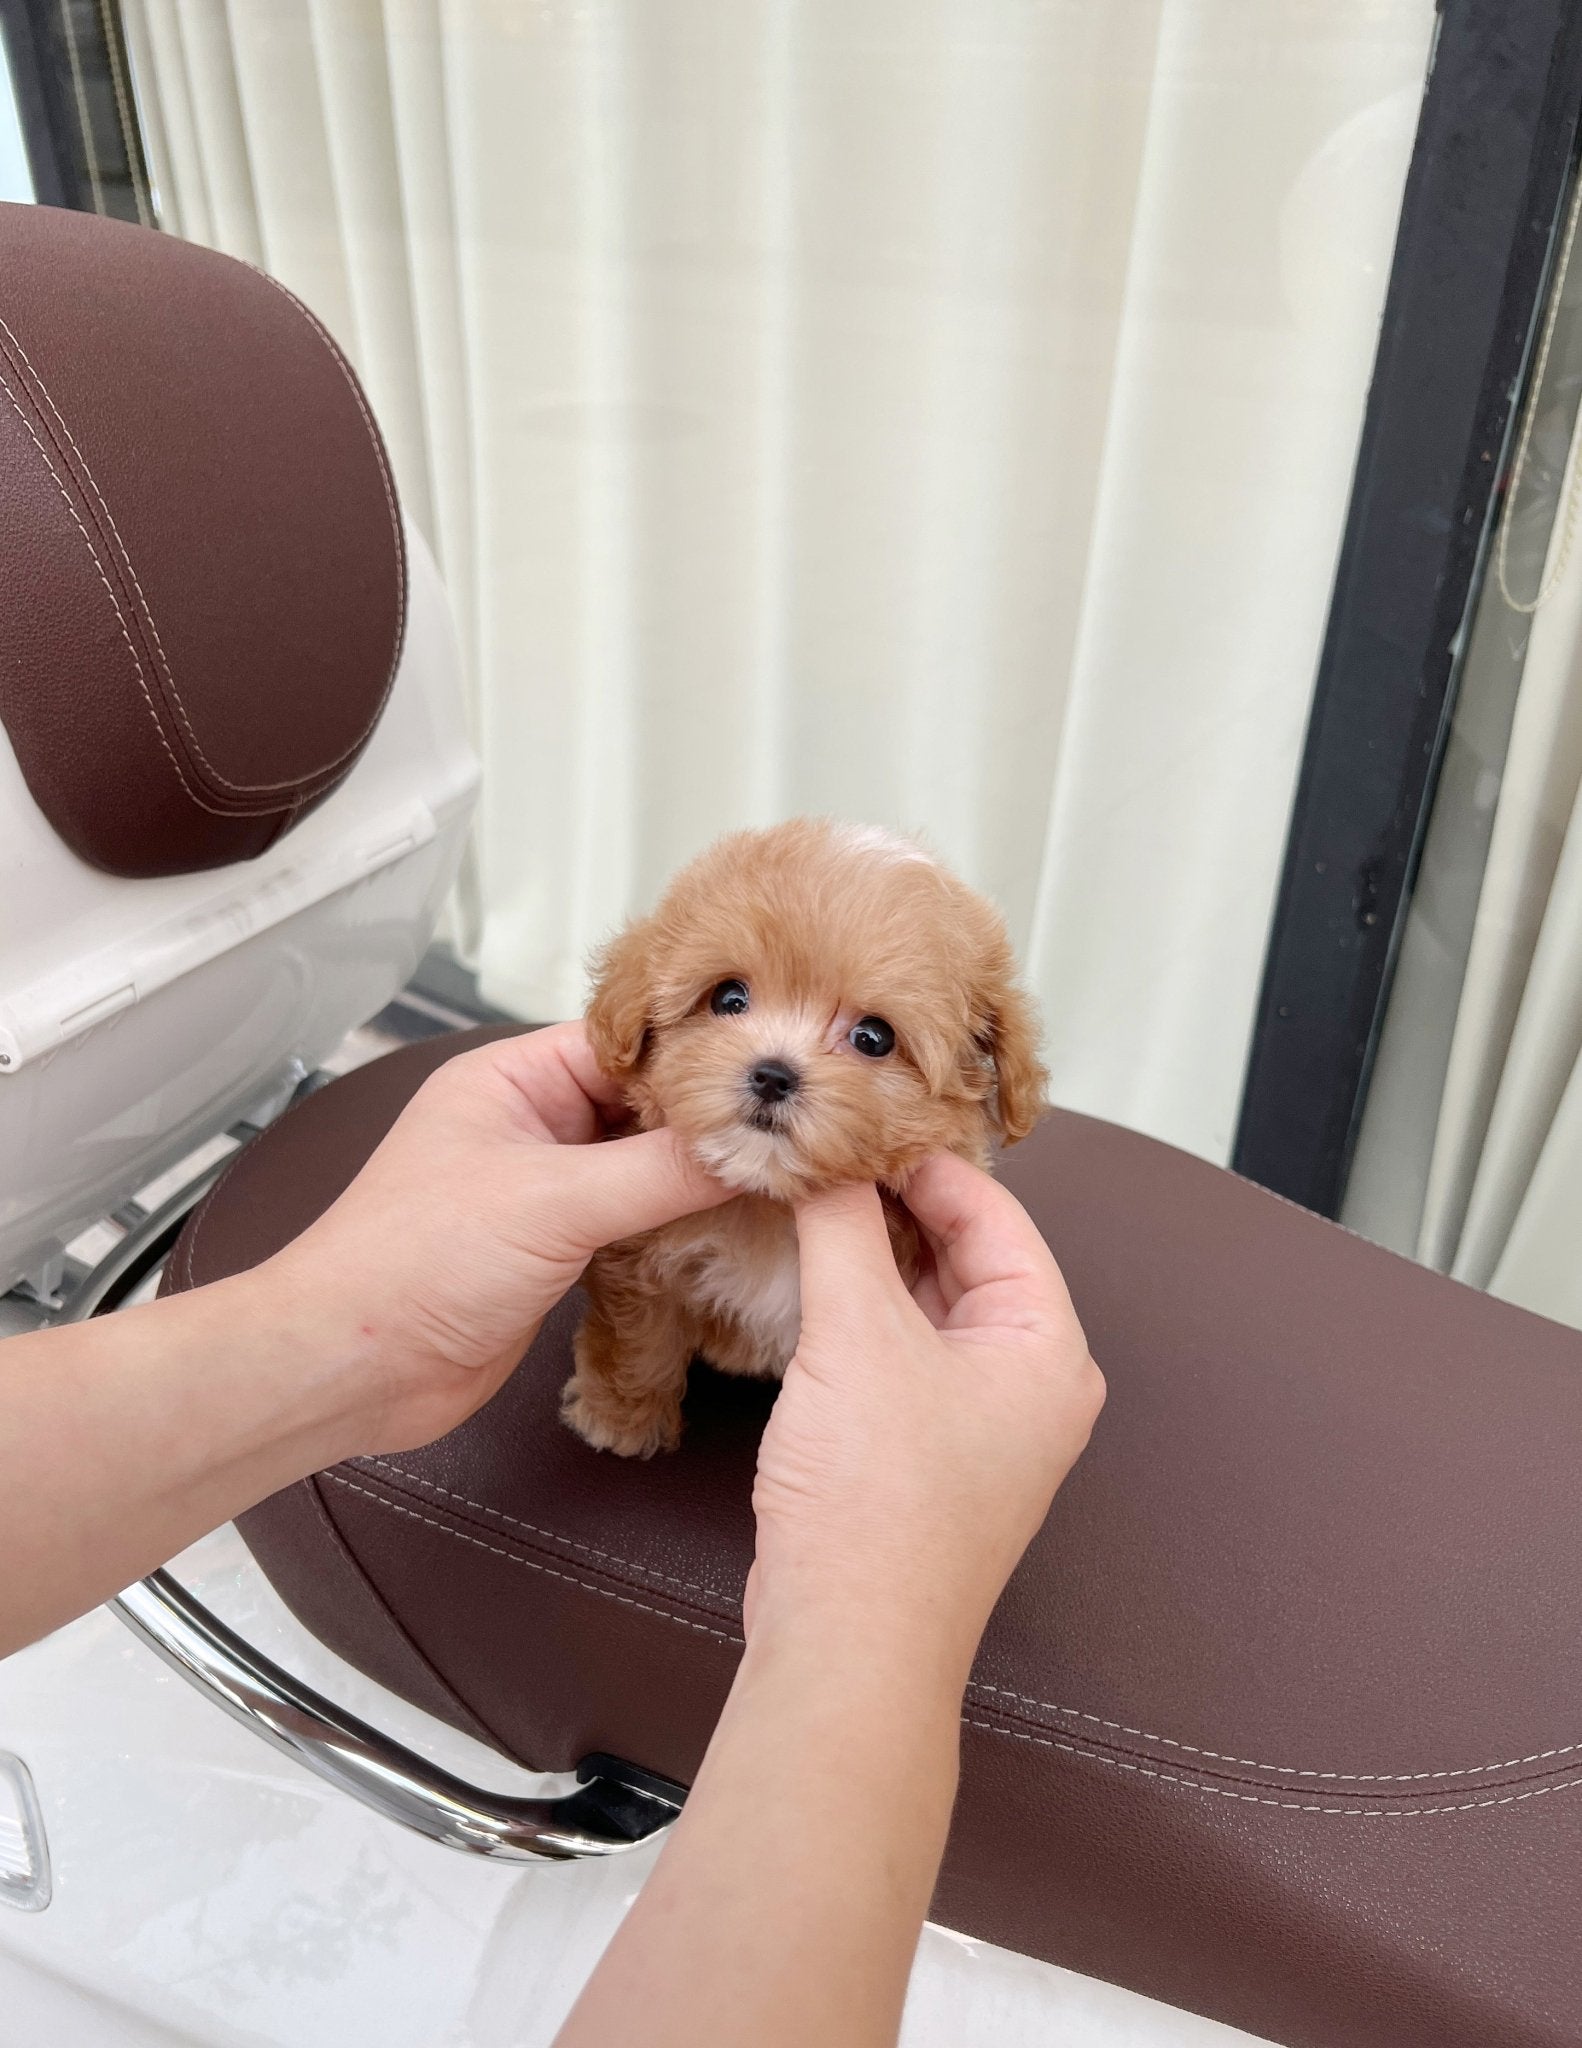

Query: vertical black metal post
0;1;151;222
1233;0;1582;1216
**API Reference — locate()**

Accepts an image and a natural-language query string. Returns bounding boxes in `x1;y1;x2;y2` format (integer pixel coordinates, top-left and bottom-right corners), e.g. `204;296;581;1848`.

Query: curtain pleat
180;0;265;262
1465;773;1582;1298
1027;32;1428;1152
306;2;434;532
121;0;1433;1163
1432;570;1582;1285
382;0;475;663
1343;206;1582;1329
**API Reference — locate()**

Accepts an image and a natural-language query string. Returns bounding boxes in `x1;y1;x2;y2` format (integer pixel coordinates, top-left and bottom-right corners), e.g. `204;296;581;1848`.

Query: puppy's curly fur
562;818;1047;1456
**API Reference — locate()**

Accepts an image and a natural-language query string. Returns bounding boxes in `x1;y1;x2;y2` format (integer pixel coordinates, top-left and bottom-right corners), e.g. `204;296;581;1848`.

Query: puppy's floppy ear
585;917;656;1085
976;957;1048;1146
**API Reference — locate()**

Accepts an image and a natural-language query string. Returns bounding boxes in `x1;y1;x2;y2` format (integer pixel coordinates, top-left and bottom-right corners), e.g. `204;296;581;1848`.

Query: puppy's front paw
560;1373;682;1459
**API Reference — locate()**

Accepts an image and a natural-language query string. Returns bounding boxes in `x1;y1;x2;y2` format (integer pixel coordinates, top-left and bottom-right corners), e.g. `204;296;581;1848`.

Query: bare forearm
556;1610;971;2048
0;1270;361;1654
0;1032;734;1664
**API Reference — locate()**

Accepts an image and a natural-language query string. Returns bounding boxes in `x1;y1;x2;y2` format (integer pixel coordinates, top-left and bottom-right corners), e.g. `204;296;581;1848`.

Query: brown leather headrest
0;202;405;877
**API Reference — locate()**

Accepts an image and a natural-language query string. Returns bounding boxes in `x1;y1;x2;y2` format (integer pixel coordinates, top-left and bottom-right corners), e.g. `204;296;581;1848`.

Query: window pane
0;22;35;204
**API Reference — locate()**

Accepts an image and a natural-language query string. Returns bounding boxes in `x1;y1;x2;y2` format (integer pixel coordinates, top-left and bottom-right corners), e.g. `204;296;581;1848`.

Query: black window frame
1233;0;1582;1217
0;0;151;223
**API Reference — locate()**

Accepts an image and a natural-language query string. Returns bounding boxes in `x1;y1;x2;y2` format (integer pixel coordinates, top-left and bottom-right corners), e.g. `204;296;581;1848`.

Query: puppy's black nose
747;1059;800;1105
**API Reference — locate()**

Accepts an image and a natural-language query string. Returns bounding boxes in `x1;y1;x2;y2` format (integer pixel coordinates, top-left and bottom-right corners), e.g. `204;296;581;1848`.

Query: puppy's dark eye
849;1016;895;1058
710;979;750;1017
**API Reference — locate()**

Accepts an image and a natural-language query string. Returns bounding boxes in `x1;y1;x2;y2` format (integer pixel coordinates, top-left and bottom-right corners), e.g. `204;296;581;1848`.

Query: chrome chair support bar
114;1573;683;1860
67;1138;684;1862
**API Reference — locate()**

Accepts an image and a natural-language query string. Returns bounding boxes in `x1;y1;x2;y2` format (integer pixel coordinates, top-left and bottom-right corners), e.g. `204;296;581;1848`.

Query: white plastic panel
0;1752;50;1913
0;525;479;1293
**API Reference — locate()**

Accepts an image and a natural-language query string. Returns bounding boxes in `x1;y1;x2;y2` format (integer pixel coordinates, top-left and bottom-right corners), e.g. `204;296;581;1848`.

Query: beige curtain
1344;217;1582;1329
123;0;1432;1166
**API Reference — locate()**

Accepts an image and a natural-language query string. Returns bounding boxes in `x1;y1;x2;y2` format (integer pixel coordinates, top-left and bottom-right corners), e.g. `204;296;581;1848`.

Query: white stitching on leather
180;1155;730;1612
360;1458;737;1605
0;311;304;796
176;1190;207;1293
967;1683;1581;1785
301;1473;508;1748
965;1720;1582;1818
251;271;406;763
0;362;247;818
324;1474;746;1647
0;298;402;796
324;1475;1581;1814
351;1458;1582;1789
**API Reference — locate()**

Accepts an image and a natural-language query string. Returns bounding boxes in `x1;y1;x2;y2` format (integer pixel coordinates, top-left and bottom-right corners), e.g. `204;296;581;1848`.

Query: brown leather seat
162;1026;1582;2048
0;203;403;877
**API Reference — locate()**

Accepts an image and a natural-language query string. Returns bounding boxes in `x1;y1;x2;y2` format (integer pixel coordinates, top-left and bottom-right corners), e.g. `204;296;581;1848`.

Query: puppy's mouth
670;1058;816;1195
689;1110;812;1197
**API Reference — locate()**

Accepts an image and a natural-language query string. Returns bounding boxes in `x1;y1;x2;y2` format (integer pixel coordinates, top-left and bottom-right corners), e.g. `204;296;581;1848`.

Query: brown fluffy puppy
563;818;1047;1456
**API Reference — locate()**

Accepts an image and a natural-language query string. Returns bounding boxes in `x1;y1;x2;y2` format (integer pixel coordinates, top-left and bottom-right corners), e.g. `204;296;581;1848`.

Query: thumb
793;1182;911;1322
551;1127;733;1252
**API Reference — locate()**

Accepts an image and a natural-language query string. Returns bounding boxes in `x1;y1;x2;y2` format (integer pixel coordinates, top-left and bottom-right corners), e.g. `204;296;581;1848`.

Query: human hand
255;1024;732;1457
746;1155;1104;1680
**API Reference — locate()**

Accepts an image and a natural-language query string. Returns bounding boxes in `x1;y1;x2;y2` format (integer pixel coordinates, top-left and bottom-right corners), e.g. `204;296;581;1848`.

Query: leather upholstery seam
302;1472;512;1754
0;353;267;821
966;1690;1581;1799
323;1473;747;1647
356;1458;740;1606
0;302;400;802
250;271;407;769
332;1470;743;1625
965;1681;1582;1785
0;311;326;800
174;1163;240;1293
964;1718;1582;1819
346;1448;1582;1792
300;1472;1582;1816
346;1457;1582;1793
170;1137;284;1296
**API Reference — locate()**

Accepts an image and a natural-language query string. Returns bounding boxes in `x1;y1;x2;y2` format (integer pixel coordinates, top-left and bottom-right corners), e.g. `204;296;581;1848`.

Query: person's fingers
902;1153;1078;1334
900;1231;954;1328
485;1022;631;1147
907;1213;965;1317
909;1275;949;1327
908;1261;951;1330
547;1126;733;1252
793;1182;911;1321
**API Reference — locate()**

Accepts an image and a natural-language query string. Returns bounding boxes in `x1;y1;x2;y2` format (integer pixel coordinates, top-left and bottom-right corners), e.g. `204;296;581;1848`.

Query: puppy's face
587;821;1045;1199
